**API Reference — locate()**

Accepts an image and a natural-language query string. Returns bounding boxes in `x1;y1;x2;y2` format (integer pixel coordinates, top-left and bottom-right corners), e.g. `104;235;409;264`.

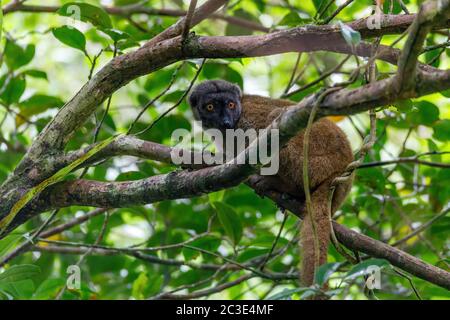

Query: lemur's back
239;94;353;194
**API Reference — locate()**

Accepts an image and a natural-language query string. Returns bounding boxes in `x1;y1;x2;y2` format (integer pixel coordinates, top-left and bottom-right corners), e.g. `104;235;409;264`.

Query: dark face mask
193;94;242;131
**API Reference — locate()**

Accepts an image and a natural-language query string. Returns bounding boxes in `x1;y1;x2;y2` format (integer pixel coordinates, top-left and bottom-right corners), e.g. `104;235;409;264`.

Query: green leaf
237;247;268;262
0;4;3;44
182;235;221;260
212;202;243;246
0;265;40;283
393;99;413;112
0;75;26;104
314;262;342;286
22;70;48;80
440;88;450;98
383;0;402;14
101;28;131;42
4;40;35;70
225;9;258;35
52;26;86;54
115;171;146;181
20;94;64;110
116;38;140;51
279;12;311;27
17;94;64;127
265;288;312;300
344;258;391;281
313;0;337;17
425;47;441;68
0;279;35;299
131;272;148;300
338;21;361;47
32;278;65;299
208;190;225;204
57;3;112;29
408;101;440;126
433;119;450;141
0;234;22;257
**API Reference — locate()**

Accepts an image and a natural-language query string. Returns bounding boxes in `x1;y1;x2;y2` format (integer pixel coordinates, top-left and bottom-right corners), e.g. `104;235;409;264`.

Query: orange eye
206;104;214;112
228;102;235;109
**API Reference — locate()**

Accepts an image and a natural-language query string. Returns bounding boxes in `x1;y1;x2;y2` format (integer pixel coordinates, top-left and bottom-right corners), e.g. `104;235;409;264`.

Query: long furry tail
299;175;353;287
300;184;331;287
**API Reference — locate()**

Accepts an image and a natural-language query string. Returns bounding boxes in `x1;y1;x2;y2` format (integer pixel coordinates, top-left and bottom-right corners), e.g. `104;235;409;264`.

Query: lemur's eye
205;104;214;112
228;102;236;109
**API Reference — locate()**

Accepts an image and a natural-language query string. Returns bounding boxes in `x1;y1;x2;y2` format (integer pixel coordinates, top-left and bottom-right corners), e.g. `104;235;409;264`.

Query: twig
150;265;230;299
135;58;206;136
0;209;59;267
392;268;422;300
150;274;254;299
88;49;104;81
359;157;450;169
92;45;118;143
55;211;110;299
392;208;450;247
35;244;238;271
40;208;108;239
182;245;297;280
316;0;334;20
322;0;355;24
37;231;210;253
283;55;351;98
259;210;288;271
127;63;184;135
421;40;450;53
182;0;198;41
283;53;302;95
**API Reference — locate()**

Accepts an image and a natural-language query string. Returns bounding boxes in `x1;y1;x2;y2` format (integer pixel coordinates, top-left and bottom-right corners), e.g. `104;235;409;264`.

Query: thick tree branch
143;0;227;47
332;223;450;290
396;0;450;93
6;63;450;231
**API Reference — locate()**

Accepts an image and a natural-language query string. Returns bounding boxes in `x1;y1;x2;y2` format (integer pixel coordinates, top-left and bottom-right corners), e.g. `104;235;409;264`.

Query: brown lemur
188;80;353;287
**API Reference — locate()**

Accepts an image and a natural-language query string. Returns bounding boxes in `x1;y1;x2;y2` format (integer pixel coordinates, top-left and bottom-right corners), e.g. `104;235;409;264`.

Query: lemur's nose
223;119;233;129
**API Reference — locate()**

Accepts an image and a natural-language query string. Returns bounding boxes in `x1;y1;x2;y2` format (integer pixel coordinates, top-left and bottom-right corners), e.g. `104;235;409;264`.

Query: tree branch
396;0;450;93
2;2;270;33
151;274;254;300
10;63;450;228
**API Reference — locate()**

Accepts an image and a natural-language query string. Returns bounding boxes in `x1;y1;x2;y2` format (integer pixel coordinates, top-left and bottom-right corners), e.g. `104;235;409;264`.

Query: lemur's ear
230;82;242;99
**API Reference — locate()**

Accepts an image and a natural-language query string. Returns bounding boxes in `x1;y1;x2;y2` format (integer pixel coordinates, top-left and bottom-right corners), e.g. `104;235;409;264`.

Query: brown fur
239;95;353;287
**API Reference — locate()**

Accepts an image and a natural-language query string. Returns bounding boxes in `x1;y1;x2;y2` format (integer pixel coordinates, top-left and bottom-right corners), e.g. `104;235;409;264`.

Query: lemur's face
188;80;242;130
